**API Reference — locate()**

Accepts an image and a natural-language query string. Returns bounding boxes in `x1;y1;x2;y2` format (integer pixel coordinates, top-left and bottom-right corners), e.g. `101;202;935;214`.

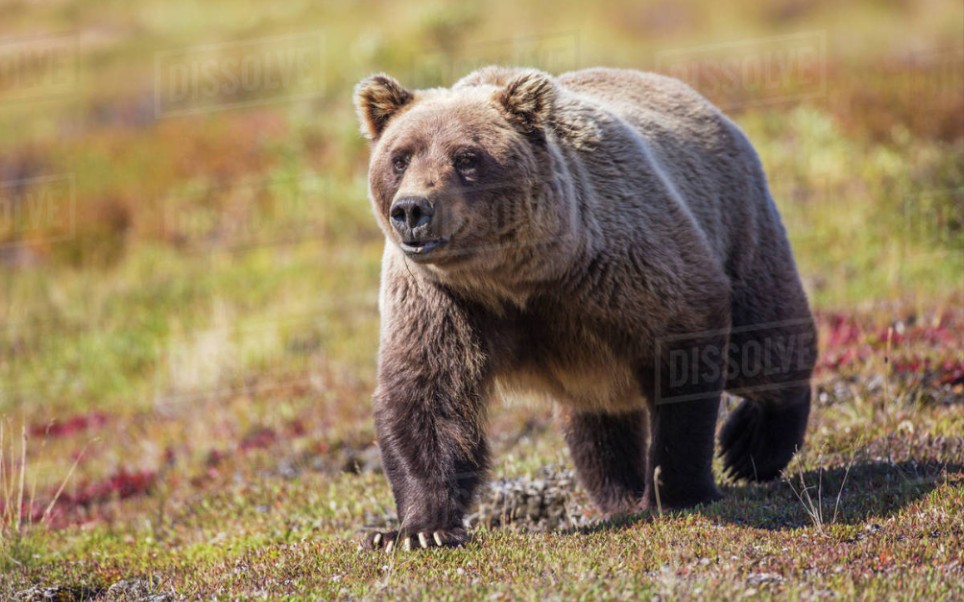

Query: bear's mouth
399;236;450;256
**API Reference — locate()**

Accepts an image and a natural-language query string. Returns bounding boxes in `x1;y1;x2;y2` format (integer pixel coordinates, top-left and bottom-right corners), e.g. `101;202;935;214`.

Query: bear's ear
496;70;555;135
354;74;414;140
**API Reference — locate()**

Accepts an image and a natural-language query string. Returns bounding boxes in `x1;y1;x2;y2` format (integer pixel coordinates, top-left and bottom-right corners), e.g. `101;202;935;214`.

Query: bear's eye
392;154;409;174
454;153;479;174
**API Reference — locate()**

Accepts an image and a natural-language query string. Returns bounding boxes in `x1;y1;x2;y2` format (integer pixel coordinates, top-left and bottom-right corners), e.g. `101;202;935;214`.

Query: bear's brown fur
354;66;817;551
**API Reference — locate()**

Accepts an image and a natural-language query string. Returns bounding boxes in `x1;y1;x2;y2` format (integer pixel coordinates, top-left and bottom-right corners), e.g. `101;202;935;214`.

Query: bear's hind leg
720;385;810;481
564;410;648;516
720;315;816;481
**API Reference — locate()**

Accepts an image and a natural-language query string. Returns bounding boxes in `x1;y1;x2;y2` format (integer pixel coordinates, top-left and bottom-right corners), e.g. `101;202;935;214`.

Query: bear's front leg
365;391;488;551
364;273;491;552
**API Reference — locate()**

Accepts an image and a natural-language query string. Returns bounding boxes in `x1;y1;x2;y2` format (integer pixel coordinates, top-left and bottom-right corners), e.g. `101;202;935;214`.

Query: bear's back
555;68;783;288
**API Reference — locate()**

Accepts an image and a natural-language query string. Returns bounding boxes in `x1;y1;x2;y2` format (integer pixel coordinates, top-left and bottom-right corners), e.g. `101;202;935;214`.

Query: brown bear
354;66;817;551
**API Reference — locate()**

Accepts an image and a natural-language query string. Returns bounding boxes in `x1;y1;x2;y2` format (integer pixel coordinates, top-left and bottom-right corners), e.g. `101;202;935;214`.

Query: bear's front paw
363;527;468;552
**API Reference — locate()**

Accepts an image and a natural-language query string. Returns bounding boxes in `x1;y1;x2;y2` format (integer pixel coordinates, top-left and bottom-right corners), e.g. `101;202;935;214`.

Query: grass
0;0;962;599
783;444;856;533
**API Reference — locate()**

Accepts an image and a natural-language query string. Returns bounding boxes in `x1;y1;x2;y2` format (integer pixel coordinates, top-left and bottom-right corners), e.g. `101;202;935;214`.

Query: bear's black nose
390;196;434;233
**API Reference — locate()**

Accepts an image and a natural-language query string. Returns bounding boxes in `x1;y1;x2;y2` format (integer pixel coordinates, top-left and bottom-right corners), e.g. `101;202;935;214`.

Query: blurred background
0;0;961;590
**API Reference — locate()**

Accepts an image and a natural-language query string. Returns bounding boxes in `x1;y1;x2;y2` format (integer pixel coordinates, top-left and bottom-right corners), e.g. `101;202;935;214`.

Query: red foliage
818;346;871;371
61;468;157;508
238;427;278;452
816;313;871;371
938;360;964;386
30;411;108;438
815;311;963;378
287;420;307;437
824;313;863;348
891;356;964;386
0;467;157;527
205;448;227;467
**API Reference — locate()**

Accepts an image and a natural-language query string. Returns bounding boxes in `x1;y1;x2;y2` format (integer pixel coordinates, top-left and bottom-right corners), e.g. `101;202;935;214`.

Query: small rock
105;577;172;601
747;572;784;586
16;586;96;601
468;465;589;532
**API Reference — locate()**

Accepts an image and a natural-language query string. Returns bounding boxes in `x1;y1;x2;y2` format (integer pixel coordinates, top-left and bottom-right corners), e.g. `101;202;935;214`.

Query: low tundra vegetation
1;0;961;598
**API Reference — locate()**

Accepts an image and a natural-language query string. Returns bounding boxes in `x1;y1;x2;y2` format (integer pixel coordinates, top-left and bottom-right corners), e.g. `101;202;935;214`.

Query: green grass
1;0;962;599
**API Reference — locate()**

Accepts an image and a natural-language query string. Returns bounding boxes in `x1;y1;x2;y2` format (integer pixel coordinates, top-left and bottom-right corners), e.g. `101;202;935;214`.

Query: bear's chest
493;311;644;412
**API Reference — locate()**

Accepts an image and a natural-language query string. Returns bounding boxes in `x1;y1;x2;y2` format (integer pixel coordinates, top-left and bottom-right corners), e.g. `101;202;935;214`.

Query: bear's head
354;68;572;279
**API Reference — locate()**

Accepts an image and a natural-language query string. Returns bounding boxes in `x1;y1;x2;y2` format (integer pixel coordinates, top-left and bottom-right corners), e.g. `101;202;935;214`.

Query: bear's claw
363;527;467;552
